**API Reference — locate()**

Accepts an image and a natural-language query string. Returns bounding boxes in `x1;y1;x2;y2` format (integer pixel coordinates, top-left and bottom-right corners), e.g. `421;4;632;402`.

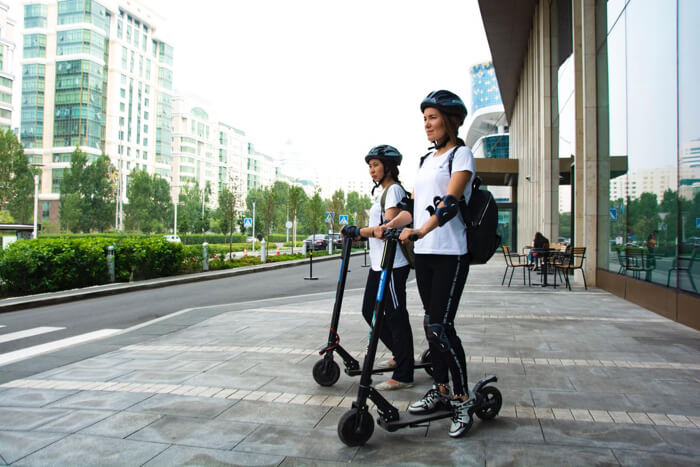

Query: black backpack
419;149;501;265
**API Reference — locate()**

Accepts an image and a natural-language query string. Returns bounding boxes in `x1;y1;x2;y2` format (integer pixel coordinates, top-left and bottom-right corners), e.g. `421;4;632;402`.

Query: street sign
696;217;700;229
243;218;253;228
285;221;293;229
609;208;617;221
338;214;349;225
325;212;335;224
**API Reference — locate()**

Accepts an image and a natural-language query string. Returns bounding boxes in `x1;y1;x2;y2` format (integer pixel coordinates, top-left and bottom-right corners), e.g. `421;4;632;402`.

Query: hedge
0;236;185;295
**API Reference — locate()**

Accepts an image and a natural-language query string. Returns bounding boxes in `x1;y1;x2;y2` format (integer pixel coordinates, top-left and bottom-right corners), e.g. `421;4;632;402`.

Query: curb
0;251;368;313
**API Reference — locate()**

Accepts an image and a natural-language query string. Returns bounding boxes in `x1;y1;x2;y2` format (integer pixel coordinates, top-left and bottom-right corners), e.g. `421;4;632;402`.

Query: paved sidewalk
0;260;699;465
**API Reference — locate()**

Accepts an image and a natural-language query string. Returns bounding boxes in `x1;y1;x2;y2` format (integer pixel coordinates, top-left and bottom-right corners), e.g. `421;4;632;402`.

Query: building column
573;0;598;284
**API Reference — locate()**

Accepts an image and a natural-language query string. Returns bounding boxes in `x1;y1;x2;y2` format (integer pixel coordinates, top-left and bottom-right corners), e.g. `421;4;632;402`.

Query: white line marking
0;325;5;328
0;329;120;367
0;327;65;344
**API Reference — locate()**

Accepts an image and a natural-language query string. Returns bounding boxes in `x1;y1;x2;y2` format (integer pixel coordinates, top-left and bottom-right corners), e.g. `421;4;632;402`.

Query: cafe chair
554;247;587;290
502;245;531;287
666;248;697;292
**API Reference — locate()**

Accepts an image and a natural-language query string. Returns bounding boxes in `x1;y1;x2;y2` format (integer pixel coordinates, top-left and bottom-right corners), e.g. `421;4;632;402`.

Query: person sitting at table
528;232;549;270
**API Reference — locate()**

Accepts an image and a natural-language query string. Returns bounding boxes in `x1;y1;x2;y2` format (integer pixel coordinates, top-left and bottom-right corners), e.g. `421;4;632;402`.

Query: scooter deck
377;409;453;432
345;361;431;377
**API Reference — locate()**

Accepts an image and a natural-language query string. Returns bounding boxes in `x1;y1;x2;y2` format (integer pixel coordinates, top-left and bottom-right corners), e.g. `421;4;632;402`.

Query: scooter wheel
338;408;374;446
312;359;340;386
420;348;434;376
475;386;502;420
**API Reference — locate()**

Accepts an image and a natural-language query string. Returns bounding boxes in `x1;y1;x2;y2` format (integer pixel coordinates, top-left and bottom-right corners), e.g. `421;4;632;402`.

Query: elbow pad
435;194;459;226
397;196;414;213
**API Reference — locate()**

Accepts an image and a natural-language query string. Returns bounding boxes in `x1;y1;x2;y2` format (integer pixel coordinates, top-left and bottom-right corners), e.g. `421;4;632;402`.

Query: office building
0;1;15;130
20;0;173;225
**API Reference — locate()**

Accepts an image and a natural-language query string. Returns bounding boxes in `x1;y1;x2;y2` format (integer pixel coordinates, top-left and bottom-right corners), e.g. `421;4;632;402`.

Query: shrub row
0;236;185;295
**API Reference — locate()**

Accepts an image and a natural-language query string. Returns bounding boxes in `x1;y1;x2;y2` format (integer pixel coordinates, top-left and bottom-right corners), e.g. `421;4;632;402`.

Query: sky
5;0;493;187
144;0;493;185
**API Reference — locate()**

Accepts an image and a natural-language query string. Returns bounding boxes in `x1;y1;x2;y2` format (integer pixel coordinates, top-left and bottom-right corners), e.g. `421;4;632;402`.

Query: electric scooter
312;231;432;387
337;228;502;446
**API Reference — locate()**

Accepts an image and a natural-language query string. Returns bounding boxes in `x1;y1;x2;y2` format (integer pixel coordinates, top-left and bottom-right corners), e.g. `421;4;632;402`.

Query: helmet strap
430;137;449;150
371;174;386;196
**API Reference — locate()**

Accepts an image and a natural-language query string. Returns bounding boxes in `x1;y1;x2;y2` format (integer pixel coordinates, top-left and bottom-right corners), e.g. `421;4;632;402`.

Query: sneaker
448;398;475;438
408;385;450;414
379;358;396;369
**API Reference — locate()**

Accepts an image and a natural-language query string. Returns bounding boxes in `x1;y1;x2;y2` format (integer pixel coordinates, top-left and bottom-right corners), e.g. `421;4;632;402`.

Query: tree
124;170;172;233
59;148;115;232
259;186;277;255
288;185;306;253
0;129;36;223
327;189;345;234
178;182;211;234
346;191;372;228
307;189;324;239
216;176;242;258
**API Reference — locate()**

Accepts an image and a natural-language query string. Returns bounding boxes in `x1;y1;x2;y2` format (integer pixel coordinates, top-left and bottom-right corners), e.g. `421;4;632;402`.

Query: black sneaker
448;398;475;438
408;385;450;414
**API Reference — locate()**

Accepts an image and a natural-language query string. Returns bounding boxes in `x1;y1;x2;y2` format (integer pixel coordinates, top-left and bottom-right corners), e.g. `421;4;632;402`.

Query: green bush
0;236;185;295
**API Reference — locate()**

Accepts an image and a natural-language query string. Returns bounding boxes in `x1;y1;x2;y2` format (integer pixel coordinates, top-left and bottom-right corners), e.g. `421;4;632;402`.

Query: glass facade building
596;0;699;295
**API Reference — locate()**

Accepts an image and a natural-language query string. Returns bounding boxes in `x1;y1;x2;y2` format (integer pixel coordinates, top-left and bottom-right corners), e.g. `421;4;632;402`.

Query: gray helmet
364;144;403;165
420;90;468;125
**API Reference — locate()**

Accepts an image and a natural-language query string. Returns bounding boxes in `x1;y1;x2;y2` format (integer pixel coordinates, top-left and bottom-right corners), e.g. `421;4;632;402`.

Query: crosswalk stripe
0;329;120;367
0;327;65;344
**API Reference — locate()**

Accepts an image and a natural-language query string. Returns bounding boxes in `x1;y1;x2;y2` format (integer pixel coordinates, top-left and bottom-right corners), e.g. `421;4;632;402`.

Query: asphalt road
0;255;377;355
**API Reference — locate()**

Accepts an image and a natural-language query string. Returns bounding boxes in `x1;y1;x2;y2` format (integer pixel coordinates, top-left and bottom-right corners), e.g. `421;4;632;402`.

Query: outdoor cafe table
530;248;566;287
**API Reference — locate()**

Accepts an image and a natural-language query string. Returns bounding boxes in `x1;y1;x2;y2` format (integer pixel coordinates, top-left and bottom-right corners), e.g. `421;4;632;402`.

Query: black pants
361;265;414;383
415;253;470;396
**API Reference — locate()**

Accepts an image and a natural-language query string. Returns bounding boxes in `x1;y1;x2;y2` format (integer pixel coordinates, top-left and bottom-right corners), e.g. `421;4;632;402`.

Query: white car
164;235;181;243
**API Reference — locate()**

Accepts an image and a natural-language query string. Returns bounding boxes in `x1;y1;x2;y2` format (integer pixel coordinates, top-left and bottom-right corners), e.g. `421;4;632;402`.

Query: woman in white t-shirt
386;90;475;437
341;145;414;390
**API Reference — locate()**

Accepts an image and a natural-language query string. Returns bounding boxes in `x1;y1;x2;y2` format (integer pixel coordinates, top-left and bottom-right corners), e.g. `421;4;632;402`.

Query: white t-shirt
413;146;476;255
368;184;409;271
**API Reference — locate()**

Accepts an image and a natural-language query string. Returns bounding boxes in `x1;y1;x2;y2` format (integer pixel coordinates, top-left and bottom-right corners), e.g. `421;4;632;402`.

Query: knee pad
423;315;450;352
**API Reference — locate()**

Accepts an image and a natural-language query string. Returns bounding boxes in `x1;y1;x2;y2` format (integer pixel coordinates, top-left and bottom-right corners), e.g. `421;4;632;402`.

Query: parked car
303;234;328;251
327;233;343;250
164;235;181;243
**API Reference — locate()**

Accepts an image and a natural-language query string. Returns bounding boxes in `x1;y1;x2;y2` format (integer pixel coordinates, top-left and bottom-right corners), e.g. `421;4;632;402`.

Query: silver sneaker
408;385;450;414
448;398;475;438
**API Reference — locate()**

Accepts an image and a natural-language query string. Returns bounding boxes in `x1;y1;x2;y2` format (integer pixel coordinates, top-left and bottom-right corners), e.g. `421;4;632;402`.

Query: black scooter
337;228;502;446
312;232;432;387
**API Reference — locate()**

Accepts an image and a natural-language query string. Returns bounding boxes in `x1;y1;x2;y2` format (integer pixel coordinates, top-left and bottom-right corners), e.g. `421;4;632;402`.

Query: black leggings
414;253;470;396
361;265;414;383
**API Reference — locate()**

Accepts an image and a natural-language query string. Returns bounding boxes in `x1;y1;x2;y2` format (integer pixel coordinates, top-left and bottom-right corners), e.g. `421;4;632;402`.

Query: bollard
202;242;209;271
107;245;116;282
261;239;267;263
302;241;307;256
362;241;370;268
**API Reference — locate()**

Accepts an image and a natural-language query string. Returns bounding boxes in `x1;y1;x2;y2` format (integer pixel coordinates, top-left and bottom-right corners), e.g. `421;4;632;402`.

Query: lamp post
33;174;39;239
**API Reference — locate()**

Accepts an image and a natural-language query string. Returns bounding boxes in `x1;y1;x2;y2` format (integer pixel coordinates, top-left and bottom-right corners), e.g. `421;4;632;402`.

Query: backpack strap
380;183;407;223
418;147;459;172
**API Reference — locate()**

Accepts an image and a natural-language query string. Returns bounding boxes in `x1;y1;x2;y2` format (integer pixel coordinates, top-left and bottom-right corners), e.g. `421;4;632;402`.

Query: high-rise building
0;1;15;130
20;0;173;225
170;96;247;209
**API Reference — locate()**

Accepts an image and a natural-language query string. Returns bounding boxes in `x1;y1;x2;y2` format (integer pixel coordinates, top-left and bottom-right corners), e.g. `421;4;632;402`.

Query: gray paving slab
613;447;700;466
181;372;275;390
12;433;168;466
353;433;488;466
127;415;258;449
143;445;285;467
0;431;66;464
47;389;153;411
651;425;700;456
128;393;235;418
34;409;114;434
482;442;619;467
0;407;69;431
427;416;546;444
112;369;199;384
43;367;134;382
234;425;358;463
531;389;640;412
539;419;671;452
0;388;77;408
80;411;163;439
217;400;332;428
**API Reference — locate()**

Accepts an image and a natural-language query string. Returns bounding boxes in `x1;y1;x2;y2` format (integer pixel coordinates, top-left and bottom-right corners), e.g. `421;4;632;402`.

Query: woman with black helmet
383;90;476;437
342;145;415;390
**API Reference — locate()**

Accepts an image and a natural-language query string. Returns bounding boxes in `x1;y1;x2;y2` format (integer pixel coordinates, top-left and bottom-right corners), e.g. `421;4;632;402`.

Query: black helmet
420;90;468;125
364;144;403;165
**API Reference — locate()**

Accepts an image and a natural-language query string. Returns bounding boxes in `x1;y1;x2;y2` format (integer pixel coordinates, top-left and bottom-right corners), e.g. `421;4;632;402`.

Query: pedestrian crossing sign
339;215;349;225
244;218;253;228
325;212;334;224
